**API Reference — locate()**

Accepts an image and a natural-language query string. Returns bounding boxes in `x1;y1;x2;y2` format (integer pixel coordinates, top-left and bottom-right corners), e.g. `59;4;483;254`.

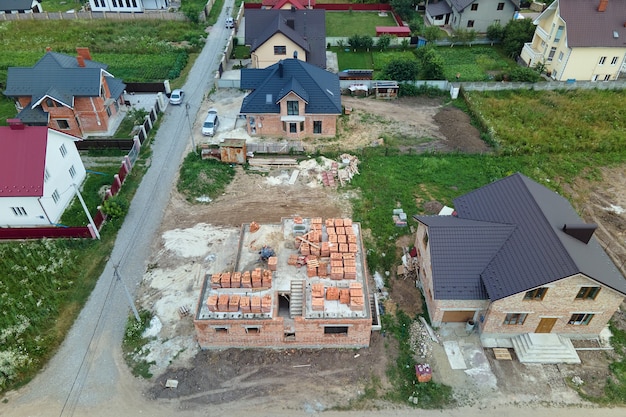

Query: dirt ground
136;90;626;412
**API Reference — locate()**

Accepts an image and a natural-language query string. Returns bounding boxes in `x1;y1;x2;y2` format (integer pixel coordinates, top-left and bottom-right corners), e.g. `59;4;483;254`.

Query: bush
381;58;420;81
101;196;129;218
508;66;542;82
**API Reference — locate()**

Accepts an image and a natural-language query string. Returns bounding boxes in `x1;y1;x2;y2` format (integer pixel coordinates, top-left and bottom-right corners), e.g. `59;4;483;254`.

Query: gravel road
5;3;235;416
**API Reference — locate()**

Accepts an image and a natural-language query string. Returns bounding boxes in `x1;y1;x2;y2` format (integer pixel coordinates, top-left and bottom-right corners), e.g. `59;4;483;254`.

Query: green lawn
438;45;519;81
326;11;397;37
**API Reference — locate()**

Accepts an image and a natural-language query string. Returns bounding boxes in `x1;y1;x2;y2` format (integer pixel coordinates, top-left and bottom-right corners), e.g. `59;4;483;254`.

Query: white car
202;108;219;136
225;17;234;29
169;89;184;105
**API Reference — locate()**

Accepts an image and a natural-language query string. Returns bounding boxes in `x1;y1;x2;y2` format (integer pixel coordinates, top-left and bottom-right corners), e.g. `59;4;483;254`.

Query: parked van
202;109;219;136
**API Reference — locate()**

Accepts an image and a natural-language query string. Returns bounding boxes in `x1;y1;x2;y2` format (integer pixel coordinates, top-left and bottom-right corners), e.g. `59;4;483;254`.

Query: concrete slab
443;340;467;370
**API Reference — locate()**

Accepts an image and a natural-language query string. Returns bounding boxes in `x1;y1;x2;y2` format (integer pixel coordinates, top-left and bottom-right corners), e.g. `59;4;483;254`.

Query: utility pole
73;183;100;240
114;265;141;323
185;103;197;154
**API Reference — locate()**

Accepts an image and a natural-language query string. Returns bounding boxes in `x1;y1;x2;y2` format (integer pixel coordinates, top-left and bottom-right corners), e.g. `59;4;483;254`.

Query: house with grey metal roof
4;47;126;138
413;173;626;362
244;8;326;69
0;0;42;14
520;0;626;81
239;58;341;138
425;0;518;33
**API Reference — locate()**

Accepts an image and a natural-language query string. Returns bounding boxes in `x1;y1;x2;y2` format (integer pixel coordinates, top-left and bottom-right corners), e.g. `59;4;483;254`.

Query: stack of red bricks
339;288;350;304
240;295;250;313
268;256;277;271
231;272;241;288
307;256;319;278
311;283;325;311
251;268;262;288
207;294;218;311
241;271;252;288
261;294;272;313
210;274;222;289
218;294;230;311
326;286;339;301
220;272;231;288
210;269;273;289
262;269;272;287
325;218;357;254
229;295;240;312
288;254;299;266
349;282;364;311
250;296;262;313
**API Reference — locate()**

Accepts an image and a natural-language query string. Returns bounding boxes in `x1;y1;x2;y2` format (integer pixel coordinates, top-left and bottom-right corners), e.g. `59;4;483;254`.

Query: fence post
114;174;122;188
124;155;132;173
144;114;153;130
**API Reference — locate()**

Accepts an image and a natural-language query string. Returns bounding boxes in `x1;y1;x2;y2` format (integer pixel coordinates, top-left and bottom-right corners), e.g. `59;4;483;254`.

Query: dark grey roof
559;0;626;47
448;0;474;12
17;105;49;125
244;9;326;68
450;173;626;300
4;52;123;111
240;59;341;115
427;1;452;16
0;0;37;11
413;215;515;300
105;76;126;101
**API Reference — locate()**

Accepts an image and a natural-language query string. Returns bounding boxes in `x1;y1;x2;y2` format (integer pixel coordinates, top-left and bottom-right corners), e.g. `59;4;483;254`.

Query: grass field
326;11;397;37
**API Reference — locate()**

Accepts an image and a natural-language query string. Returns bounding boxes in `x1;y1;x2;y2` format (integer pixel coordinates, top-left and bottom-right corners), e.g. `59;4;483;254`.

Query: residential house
262;0;314;9
4;47;126;138
239;58;342;138
0;0;42;13
88;0;169;13
245;8;326;69
520;0;626;81
413;173;626;347
0;121;86;227
194;217;375;349
425;0;518;33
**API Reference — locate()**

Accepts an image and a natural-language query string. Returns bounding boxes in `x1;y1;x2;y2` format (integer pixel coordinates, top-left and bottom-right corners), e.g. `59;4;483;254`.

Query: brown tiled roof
560;0;626;47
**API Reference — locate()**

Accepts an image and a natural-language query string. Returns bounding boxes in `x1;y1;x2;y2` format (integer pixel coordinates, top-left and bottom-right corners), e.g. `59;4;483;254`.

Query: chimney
77;55;85;67
76;47;92;61
279;61;283;77
293;50;298;59
598;0;608;12
45;46;51;52
7;118;25;130
562;223;597;244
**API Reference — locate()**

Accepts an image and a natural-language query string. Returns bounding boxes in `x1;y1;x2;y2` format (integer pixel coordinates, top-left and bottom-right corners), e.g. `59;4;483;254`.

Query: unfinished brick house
413;173;626;363
239;59;342;138
194;217;378;349
4;47;126;138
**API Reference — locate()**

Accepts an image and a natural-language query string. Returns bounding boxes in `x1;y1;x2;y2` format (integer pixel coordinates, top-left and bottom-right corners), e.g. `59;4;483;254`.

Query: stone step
511;333;580;364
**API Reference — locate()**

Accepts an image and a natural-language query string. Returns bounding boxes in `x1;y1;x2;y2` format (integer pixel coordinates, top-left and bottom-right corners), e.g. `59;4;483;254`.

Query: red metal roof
376;26;411;36
0;125;48;197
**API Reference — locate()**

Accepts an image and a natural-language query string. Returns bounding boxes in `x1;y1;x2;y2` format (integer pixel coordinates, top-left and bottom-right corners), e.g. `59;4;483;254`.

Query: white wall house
0;122;86;227
88;0;169;13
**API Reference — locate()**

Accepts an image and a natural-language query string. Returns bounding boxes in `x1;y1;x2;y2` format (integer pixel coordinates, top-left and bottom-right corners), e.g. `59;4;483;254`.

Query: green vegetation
383;310;453;407
438;45;518;81
122;310;156;378
605;320;626;403
326;11;396;37
177;152;237;202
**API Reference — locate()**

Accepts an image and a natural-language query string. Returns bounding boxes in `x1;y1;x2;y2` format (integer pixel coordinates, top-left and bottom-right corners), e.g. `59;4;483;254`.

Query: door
535;318;557;333
441;310;475;322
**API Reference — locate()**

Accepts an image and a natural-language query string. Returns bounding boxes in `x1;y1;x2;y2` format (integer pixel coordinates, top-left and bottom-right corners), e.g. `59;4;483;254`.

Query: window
274;45;287;55
554;25;564;42
214;327;229;334
604;74;611;81
324;326;349;335
568;313;594;325
106;105;112;117
497;2;504;10
44;169;50;182
599;56;606;65
299;121;304;132
592;74;599;81
69;165;77;179
467;20;474;28
313;121;322;134
471;4;478;10
547;47;557;61
558;51;564;62
45;98;54;108
289;123;297;133
503;313;527;325
11;207;27;216
245;326;260;334
59;144;67;157
611;56;619;65
422;231;429;247
576;286;600;300
52;189;60;204
57;120;70;130
265;94;273;104
287;100;299;115
524;287;547;301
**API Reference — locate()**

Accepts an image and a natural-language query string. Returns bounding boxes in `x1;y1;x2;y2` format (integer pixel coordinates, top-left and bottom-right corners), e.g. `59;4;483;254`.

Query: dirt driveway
135;91;626;413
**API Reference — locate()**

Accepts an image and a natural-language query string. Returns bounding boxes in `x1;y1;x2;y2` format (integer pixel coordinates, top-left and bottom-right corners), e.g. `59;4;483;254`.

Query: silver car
169;89;184;105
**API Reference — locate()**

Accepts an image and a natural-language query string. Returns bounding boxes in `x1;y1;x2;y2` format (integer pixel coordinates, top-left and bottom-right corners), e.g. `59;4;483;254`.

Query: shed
375;26;411;37
220;139;247;164
372;81;399;100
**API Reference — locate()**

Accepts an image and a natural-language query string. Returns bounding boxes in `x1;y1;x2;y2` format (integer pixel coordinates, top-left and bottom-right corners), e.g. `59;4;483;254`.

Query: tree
501;18;536;59
390;0;415;21
361;35;374;51
422;26;444;43
347;34;362;50
382;58;420;81
415;46;445;80
377;34;393;51
400;38;410;51
409;17;424;35
486;22;505;44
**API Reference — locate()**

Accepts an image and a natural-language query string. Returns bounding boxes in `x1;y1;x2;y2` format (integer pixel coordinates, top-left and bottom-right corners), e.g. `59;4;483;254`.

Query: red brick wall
247;113;337;137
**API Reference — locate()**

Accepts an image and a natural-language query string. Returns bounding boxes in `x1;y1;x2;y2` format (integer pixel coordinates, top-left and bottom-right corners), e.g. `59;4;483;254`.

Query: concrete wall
482;274;625;339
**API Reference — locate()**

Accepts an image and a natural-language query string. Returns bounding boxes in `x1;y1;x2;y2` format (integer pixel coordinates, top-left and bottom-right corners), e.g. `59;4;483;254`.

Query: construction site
194;216;380;349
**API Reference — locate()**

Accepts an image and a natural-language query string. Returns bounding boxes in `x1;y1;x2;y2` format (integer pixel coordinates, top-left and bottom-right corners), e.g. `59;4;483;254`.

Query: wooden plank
493;348;512;360
297;235;320;249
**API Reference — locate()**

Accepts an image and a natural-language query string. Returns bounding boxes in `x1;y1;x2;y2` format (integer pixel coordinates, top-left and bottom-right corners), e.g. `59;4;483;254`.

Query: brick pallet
229;295;240;312
207;295;218;311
